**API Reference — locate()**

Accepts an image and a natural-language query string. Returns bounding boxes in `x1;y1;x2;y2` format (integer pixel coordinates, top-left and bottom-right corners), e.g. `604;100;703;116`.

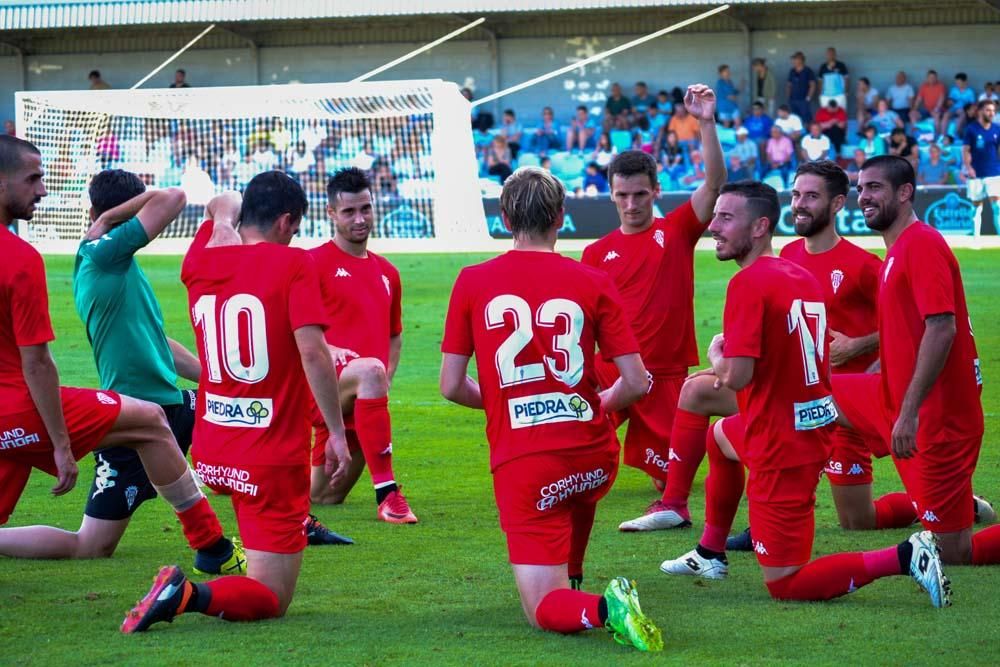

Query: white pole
352;17;486;83
471;5;730;107
131;24;217;90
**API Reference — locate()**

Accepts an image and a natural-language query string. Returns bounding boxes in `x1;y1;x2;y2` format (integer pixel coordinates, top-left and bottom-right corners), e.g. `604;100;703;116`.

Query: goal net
15;79;487;251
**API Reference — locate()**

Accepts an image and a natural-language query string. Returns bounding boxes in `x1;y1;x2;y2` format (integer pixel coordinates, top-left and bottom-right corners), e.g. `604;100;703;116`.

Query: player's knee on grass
75;516;130;558
246;549;305;616
310;466;347;505
830;485;877;531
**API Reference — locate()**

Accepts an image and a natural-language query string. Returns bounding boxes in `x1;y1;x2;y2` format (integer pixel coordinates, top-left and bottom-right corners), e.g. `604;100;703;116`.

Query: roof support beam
217;24;260;85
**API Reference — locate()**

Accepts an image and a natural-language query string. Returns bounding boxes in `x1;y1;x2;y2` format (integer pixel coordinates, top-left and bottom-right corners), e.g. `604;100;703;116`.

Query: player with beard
829;155;1000;568
307;167;417;524
657;180;950;607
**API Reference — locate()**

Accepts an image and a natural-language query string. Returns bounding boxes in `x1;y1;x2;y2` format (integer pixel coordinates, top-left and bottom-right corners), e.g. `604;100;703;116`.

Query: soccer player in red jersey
0;135;234;575
581;85;726;531
308;167;416;524
832;155;1000;567
122;173;352;632
441;168;662;650
659;180;950;607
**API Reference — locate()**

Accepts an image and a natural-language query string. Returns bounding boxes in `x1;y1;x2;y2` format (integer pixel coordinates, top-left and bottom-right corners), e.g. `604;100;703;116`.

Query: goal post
15;79;487;252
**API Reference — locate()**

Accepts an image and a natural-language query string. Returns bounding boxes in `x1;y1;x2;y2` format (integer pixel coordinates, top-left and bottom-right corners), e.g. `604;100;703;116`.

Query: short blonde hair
499;167;565;238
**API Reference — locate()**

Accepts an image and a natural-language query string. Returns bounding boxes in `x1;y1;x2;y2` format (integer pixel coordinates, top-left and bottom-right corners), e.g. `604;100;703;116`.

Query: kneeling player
122;174;351;632
658;181;950;607
441;167;662;651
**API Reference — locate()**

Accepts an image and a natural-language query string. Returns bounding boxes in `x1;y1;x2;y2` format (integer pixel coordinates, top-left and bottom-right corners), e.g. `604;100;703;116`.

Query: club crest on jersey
830;269;844;294
883;257;895;283
653;229;665;248
382;274;391;295
203;393;273;428
793;395;837;431
508;392;593;429
96;391;118;406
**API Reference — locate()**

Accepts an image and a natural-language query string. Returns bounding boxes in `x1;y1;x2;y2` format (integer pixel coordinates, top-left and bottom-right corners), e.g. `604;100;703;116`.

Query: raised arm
86;187;187;242
204;191;243;247
685;84;726;223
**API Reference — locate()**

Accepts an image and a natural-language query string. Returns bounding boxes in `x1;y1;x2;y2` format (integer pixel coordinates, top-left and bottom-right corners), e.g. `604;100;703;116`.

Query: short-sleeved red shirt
581;201;705;375
780;237;882;374
723;256;835;471
442;250;639;471
308;241;402;368
181;222;330;466
0;226;56;414
877;222;983;442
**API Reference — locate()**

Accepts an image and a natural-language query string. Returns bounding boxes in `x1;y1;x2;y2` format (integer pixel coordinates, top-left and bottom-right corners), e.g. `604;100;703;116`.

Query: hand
327;345;359;367
686;366;722;390
51;444;78;496
967;166;978;179
829;329;857;367
707;333;725;362
685;84;717;121
323;430;352;488
891;410;918;459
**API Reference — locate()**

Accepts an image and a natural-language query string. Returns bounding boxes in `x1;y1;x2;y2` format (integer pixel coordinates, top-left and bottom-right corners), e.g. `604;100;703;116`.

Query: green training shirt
73;216;183;406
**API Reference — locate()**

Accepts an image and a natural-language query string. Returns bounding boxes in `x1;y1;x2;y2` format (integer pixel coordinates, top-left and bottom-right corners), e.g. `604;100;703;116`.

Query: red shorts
193;456;310;554
0;387;121;524
595;358;682;481
746;461;824;568
824;426;885;487
492;442;618;566
718;414;744;457
832;373;980;532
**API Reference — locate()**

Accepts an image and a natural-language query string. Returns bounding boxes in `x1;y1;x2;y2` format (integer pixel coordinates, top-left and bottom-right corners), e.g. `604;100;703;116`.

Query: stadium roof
0;0;832;30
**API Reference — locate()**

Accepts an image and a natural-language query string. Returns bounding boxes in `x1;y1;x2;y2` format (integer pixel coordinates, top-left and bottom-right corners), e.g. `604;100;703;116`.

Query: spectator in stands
499;109;523;158
912;70;947;136
647;104;668;148
251;139;278;173
858;124;887;157
180;157;214;204
731;126;759;176
885;71;914;126
88;70;111;90
351;140;377;172
631;81;655;119
668;104;700;148
234;152;257;189
169;68;190;88
727;154;752;182
485;134;513;184
374;161;399;197
715;64;741;127
744;101;773;148
299;118;328;155
3;120;14;136
269;118;293;155
583;161;609;194
845;147;867;184
765;124;794;182
566;105;596;153
287;140;315;177
774;104;804;141
946;72;978;137
659;129;686;183
656;89;673;115
855;76;880;130
532;106;562;156
786;51;816;122
218;138;241;188
540;156;552;172
632;115;655;153
917;143;950;186
980;81;999;103
817;47;849;112
870;99;904;137
800;122;832;162
589;131;616;171
888;127;919;168
680;148;706;189
814;98;847;153
752;57;778;116
604;82;632;130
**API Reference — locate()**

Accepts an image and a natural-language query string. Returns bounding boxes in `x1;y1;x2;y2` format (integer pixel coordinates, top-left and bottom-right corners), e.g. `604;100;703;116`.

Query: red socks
201;576;280;621
535;589;604;633
354;397;396;487
700;429;745;553
765;548;903;601
972;526;1000;565
660;409;709;514
874;492;917;529
176;497;224;550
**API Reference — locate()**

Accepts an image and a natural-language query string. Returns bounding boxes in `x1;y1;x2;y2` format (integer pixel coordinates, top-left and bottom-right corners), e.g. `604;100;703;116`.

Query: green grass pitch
0;249;998;665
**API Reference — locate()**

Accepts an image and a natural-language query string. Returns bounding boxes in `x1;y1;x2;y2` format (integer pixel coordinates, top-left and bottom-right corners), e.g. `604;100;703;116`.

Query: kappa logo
922;510;940;523
848;463;864;475
96;391;118;406
92;454;118;498
335;268;351;278
653;229;665;248
603;250;620;262
753;540;769;556
382;274;391;295
580;609;594;630
883;257;895;283
830;269;845;294
847;578;857;593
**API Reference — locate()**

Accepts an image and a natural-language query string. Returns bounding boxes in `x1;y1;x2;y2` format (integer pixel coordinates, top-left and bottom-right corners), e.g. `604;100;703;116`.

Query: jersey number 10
193;294;270;384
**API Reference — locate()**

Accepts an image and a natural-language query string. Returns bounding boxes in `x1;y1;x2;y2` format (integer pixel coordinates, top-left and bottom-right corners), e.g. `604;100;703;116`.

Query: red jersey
442;250;639;471
308;241;402;367
877;222;983;442
181;221;330;466
723;256;835;471
0;226;56;414
581;201;705;375
780;238;882;373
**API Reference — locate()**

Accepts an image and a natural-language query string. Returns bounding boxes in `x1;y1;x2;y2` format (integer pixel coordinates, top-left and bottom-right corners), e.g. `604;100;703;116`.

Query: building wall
3;24;998;130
